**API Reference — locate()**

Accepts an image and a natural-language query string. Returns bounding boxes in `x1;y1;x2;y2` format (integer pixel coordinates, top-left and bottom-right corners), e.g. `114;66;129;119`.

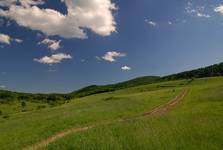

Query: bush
21;101;26;107
3;115;9;119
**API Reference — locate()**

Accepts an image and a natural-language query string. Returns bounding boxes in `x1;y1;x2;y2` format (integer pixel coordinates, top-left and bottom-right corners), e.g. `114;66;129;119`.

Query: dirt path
142;89;188;116
22;89;188;150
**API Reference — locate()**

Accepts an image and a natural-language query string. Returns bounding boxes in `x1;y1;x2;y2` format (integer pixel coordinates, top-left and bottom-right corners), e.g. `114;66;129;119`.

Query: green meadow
0;77;223;150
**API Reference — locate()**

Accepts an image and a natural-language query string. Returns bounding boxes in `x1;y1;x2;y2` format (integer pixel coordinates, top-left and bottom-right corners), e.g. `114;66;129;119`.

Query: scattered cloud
34;53;72;65
0;33;11;44
121;66;131;71
39;38;61;50
0;0;117;39
185;2;211;18
14;38;23;43
80;59;85;62
0;85;6;89
102;51;126;62
168;21;173;25
145;19;157;27
196;12;211;18
214;5;223;15
0;33;23;45
48;69;57;72
95;56;102;61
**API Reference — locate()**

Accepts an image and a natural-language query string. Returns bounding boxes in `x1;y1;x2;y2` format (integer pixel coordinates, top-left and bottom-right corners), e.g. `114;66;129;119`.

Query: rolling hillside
0;77;222;150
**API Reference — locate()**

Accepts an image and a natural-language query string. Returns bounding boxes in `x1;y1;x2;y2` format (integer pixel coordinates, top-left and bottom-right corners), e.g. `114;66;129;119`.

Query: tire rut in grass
22;89;188;150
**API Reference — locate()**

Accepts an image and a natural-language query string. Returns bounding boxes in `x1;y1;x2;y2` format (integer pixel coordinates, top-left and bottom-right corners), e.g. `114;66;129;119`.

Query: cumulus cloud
34;53;72;64
39;38;61;50
0;0;117;39
214;5;223;15
102;51;126;62
0;33;11;44
121;66;131;71
145;19;157;27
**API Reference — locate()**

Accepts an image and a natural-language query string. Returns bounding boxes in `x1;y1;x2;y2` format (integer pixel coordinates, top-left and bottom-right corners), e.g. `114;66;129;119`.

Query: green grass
0;80;185;150
43;77;223;150
0;77;223;150
0;101;49;115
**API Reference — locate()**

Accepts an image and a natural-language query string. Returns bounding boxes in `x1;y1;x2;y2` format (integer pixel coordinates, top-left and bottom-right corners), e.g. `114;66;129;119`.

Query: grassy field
43;77;223;150
0;77;223;150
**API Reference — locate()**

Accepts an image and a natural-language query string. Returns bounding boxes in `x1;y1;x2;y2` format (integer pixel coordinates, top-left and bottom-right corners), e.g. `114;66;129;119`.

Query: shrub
3;115;9;119
21;101;26;107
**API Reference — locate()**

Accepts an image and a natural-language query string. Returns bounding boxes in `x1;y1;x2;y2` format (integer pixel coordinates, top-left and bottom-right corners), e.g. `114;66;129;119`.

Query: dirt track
143;89;188;116
22;89;188;150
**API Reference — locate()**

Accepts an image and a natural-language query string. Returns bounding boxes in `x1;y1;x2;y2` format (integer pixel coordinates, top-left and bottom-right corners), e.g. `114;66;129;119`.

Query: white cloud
0;0;45;7
121;66;131;71
145;19;157;27
80;59;88;63
39;38;61;50
34;53;72;64
0;0;117;39
0;33;23;45
168;21;173;25
0;85;6;89
185;2;211;18
95;56;102;61
196;12;210;18
0;33;11;44
214;5;223;15
14;38;23;43
20;0;45;7
102;51;126;62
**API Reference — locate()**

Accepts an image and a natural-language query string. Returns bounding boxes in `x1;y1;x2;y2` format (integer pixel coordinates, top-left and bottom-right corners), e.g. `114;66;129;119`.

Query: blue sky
0;0;223;93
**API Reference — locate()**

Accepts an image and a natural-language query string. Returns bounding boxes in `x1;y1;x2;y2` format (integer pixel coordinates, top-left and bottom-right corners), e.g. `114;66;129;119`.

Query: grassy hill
45;77;223;150
71;76;161;97
0;77;222;149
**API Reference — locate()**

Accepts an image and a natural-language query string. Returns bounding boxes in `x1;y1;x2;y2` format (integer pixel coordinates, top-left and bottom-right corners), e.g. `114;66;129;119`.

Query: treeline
0;90;72;105
70;76;161;97
164;62;223;80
